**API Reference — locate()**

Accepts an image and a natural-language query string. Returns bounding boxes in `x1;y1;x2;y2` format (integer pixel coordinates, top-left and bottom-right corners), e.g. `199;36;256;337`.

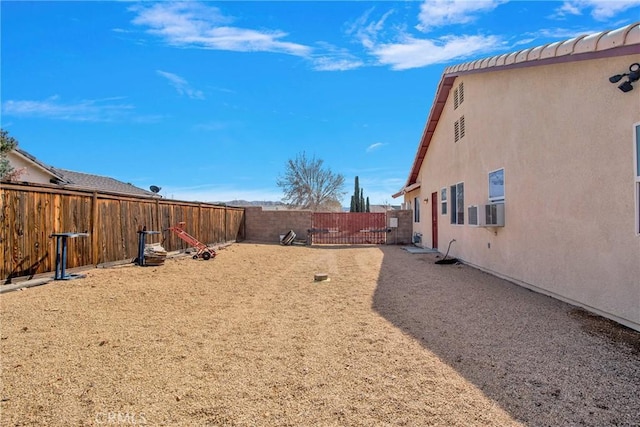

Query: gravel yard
1;243;638;426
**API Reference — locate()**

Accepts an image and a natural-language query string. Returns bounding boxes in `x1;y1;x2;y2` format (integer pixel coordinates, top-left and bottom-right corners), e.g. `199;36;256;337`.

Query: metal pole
60;236;68;279
54;236;62;280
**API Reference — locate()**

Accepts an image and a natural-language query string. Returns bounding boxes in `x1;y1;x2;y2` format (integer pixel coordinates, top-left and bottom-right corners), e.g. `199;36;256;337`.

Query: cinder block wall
244;207;312;243
386;210;413;245
244;207;413;245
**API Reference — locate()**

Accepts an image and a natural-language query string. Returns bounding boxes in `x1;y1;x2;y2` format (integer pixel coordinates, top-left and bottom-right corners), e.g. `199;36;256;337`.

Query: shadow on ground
372;246;640;426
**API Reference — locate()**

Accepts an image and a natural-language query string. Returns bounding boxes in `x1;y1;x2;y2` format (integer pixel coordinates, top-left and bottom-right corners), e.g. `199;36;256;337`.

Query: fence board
0;182;245;282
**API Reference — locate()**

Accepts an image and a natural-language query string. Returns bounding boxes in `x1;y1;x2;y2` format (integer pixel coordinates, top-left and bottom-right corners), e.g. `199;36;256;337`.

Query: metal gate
310;212;387;245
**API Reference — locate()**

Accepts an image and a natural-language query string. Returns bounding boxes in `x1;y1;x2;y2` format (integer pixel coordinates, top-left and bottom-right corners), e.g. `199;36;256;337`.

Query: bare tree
277;152;346;211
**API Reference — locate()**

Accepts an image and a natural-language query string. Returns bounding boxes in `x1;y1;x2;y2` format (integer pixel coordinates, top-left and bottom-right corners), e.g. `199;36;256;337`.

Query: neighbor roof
395;22;640;197
55;169;156;197
10;148;156;197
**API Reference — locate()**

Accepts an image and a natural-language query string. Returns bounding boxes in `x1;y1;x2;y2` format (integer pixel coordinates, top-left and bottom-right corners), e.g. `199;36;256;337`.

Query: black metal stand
51;232;90;280
136;230;161;266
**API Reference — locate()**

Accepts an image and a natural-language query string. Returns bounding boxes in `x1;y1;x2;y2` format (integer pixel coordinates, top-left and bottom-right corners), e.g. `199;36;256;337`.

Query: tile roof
444;22;639;75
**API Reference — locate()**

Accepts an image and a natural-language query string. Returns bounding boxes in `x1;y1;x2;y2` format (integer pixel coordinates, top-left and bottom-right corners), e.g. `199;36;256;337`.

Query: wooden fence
0;182;245;282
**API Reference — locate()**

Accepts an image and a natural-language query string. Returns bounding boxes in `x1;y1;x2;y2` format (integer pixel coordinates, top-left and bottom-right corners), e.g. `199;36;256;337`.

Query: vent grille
454;120;460;142
459;82;464;105
460;115;465;139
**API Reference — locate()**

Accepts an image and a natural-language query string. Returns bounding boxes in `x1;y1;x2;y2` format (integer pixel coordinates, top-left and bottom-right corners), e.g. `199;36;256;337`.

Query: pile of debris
144;244;167;266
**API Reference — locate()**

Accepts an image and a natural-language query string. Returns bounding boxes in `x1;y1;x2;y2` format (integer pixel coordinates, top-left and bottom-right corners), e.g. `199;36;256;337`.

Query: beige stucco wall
410;54;640;330
6;151;54;184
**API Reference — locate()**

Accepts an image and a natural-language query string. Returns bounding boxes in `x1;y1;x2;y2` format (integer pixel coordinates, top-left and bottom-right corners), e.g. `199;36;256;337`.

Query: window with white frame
414;197;420;222
441;188;447;215
489;168;505;203
635;123;640;234
450;182;464;225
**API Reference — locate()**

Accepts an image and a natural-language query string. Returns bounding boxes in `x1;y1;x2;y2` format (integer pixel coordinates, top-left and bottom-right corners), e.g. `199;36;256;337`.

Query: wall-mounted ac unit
478;203;505;227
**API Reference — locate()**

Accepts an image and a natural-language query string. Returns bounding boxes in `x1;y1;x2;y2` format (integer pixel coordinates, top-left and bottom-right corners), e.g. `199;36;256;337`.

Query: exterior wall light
609;63;640;93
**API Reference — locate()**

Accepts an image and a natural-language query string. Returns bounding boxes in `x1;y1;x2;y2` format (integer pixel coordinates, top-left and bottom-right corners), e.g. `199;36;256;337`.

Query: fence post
155;198;160;232
91;192;99;265
224;207;228;243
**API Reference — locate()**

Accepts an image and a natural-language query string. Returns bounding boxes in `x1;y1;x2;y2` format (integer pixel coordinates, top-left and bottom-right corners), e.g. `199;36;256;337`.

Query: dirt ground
1;243;639;426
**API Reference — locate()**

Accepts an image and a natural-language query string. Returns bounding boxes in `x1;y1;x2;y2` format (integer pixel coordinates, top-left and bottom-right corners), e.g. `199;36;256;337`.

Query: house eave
391;182;421;199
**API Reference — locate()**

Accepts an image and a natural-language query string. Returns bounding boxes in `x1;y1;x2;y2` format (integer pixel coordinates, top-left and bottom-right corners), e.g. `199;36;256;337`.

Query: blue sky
2;1;639;205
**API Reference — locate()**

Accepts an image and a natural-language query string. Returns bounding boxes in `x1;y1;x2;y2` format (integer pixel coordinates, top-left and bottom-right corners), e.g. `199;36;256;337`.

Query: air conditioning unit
478;203;505;227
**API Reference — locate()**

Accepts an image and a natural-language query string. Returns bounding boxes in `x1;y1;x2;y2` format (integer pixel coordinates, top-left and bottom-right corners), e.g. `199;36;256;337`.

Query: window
450;182;464;225
460;116;465;139
489;168;505;202
635;124;640;234
414;197;420;222
459;82;464;105
441;188;447;215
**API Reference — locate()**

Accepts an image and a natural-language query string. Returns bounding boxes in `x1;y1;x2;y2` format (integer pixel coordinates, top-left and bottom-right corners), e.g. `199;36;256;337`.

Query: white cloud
131;2;312;57
372;33;503;70
156;70;204;99
519;27;595;43
555;0;640;20
347;8;396;50
312;57;365;71
1;96;138;122
311;43;365;71
416;0;506;32
366;142;386;152
348;5;504;70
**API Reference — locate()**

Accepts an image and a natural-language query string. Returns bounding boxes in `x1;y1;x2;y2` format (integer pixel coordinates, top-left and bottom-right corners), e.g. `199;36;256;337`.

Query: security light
609;63;640;93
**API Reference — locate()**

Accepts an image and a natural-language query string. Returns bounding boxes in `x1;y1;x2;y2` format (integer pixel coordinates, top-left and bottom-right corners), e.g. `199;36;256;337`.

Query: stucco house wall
400;26;640;331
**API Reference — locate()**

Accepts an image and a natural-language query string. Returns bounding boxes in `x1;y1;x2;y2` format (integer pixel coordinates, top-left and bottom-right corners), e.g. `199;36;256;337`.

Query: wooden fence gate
310;212;387;245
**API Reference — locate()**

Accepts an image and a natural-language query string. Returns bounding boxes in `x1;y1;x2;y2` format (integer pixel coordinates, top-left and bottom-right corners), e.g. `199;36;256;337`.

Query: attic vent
453;82;464;109
454;120;460;142
460;116;465;139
